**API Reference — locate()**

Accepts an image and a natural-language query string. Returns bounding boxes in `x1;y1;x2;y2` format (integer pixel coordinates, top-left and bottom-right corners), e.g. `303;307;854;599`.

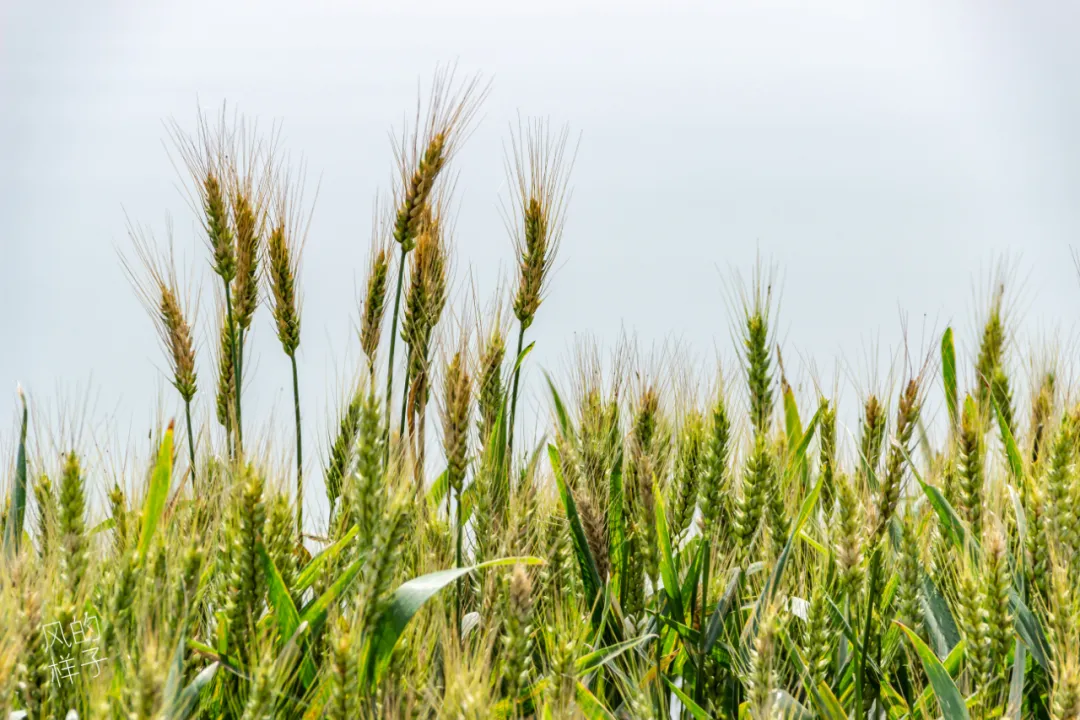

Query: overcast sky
3;1;1079;520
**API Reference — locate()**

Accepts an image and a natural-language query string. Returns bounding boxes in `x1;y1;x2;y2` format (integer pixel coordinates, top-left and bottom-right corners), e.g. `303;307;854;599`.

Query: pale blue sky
2;0;1079;521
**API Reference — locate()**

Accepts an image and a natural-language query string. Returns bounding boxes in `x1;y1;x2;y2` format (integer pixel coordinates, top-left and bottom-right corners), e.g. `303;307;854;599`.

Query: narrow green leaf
574;681;616;720
168;661;218;719
743;473;823;646
3;389;28;557
654;476;684;623
513;340;536;375
786;405;822;478
942;328;958;432
163;632;186;710
704;567;740;654
426;469;450;510
607;452;625;603
921;571;961;658
138;422;174;557
257;539;301;641
294;524;358;594
370;557;544;679
576;633;656;675
916;473;969;553
1007;639;1025;720
678;539;704;626
1008;484;1027;559
994;394;1024;480
1010;588;1051;670
298;553;365;637
781;631;846;720
548;444;602;603
896;620;969;720
783;384;803;452
667;678;713;720
543;371;571;439
771;690;813;720
89;517;116;536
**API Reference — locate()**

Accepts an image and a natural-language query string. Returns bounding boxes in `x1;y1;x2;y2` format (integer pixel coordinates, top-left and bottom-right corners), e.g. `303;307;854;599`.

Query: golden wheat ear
266;157;312;536
121;218;200;488
360;197;393;380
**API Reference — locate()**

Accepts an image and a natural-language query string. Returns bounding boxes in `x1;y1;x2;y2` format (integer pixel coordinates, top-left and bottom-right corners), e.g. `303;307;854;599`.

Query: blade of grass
942;327;958;432
369;556;545;680
548;443;602;604
654;477;684;623
896;620;969;720
138;420;174;557
2;388;28;557
294;524;358;594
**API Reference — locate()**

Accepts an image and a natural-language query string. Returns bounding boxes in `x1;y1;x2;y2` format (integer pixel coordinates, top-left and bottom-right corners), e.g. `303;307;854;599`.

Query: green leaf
910;642;967;714
257;539;315;686
607;452;625;604
942;327;958;432
138;422;174;558
426;469;450;511
896;620;969;720
294;524;358;594
915;471;970;553
1010;588;1051;670
678;539;704;626
994;394;1024;480
370;557;544;680
771;690;813;720
921;571;961;658
163;632;186;711
784;405;822;483
781;631;846;720
514;340;536;375
298;553;366;638
654;476;684;623
548;444;602;604
259;539;301;642
1007;639;1025;720
783;384;803;452
743;472;823;646
3;389;28;557
574;681;616;720
705;567;741;654
1008;484;1027;560
543;371;570;439
667;678;713;720
89;518;116;536
576;633;656;675
166;661;218;719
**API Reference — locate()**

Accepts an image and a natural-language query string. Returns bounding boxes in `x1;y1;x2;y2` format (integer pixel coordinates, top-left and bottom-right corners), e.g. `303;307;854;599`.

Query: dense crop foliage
2;70;1079;719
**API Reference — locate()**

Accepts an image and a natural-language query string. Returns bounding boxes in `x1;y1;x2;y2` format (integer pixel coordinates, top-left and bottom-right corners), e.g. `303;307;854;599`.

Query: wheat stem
507;322;527;468
224;281;243;454
384;245;408;459
184;398;197;490
695;537;712;709
399;347;412;450
291;353;303;536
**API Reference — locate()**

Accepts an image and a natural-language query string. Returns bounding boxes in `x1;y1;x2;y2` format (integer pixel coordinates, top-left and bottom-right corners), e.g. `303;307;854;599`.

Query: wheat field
2;68;1079;720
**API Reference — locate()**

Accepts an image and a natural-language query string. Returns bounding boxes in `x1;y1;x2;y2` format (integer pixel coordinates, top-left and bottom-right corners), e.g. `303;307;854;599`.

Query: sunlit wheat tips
400;200;451;468
734;265;776;439
267;160;310;536
505;116;576;463
167;108;235;283
360;205;392;380
122;219;199;483
385;67;488;445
